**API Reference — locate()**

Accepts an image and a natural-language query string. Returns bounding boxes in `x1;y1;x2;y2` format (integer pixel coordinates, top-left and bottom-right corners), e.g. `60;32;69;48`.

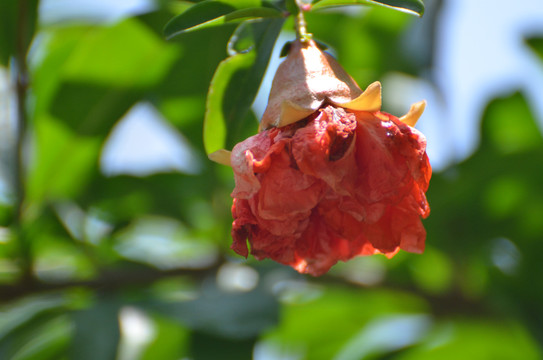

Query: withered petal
260;39;364;130
230;105;431;276
400;100;427;127
208;149;232;166
336;81;382;112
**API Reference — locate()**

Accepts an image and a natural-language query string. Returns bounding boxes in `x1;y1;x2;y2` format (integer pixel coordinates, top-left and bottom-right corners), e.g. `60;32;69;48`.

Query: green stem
294;0;311;41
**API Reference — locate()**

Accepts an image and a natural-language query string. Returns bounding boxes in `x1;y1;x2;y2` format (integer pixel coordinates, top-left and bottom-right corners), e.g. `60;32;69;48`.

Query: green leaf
164;1;282;39
140;315;190;360
310;0;425;17
203;18;284;154
190;331;256;360
285;0;300;16
0;296;66;340
149;283;279;339
397;320;540;360
526;37;543;61
69;296;121;360
265;287;427;360
61;18;180;88
27;114;102;204
0;296;69;360
0;0;39;66
8;316;71;360
50;82;140;136
203;53;250;154
0;0;17;65
481;91;543;154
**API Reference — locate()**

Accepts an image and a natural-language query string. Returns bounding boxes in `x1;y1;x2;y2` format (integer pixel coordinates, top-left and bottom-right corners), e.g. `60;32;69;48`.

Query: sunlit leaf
310;0;425;17
62;18;179;88
0;296;66;340
334;314;431;360
265;287;426;360
204;52;251;154
7;316;71;360
31;223;96;281
397;320;540;360
409;247;453;294
27;115;102;204
0;296;68;360
140;315;190;360
481;91;542;154
203;18;284;154
164;0;282;39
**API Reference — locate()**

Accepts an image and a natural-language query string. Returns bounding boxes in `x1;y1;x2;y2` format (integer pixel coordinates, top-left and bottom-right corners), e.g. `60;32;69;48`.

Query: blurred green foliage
1;0;543;359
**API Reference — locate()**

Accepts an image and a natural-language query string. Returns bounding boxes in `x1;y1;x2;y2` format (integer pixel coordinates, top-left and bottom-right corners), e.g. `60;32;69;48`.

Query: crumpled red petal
230;105;431;276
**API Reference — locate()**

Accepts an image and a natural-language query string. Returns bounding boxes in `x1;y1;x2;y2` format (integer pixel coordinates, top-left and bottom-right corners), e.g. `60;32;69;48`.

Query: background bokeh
1;0;543;359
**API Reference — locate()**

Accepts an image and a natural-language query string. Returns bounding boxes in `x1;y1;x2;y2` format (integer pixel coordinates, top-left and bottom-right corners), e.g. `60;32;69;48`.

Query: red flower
210;39;431;276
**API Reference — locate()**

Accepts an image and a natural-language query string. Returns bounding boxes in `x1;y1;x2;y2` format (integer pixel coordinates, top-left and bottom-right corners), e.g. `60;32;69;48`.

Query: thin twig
295;0;311;41
13;0;33;283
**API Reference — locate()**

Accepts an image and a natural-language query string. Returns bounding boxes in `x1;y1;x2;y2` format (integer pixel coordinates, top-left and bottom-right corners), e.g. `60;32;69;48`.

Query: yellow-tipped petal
208;149;232;166
260;100;316;130
338;81;382;112
400;100;426;127
260;39;363;130
277;101;317;128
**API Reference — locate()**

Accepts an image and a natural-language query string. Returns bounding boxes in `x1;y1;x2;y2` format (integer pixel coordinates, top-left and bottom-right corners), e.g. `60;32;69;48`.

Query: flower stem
14;0;33;284
294;0;311;41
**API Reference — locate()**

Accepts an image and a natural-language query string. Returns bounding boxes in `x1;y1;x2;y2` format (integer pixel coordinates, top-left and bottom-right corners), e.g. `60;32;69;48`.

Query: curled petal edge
399;100;426;127
274;81;383;129
336;81;382;113
209;149;232;166
274;101;315;130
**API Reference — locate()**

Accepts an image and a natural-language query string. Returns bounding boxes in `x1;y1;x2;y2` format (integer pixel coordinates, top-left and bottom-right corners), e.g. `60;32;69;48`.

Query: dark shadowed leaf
70;295;121;360
310;0;425;16
526;36;543;61
0;0;39;66
50;83;140;136
190;331;256;360
423;91;543;342
203;18;284;154
0;0;17;66
148;282;279;339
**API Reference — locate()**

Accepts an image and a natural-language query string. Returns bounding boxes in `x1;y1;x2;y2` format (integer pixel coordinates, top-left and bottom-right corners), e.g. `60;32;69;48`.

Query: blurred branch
0;262;222;303
13;0;33;282
316;274;493;317
1;256;491;319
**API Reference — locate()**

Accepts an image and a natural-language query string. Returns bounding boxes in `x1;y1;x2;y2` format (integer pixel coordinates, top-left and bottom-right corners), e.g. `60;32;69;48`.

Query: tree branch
0;263;222;303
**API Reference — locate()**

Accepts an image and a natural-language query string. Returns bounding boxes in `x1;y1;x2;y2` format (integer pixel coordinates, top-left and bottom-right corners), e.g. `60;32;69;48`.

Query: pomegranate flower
210;39;431;276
